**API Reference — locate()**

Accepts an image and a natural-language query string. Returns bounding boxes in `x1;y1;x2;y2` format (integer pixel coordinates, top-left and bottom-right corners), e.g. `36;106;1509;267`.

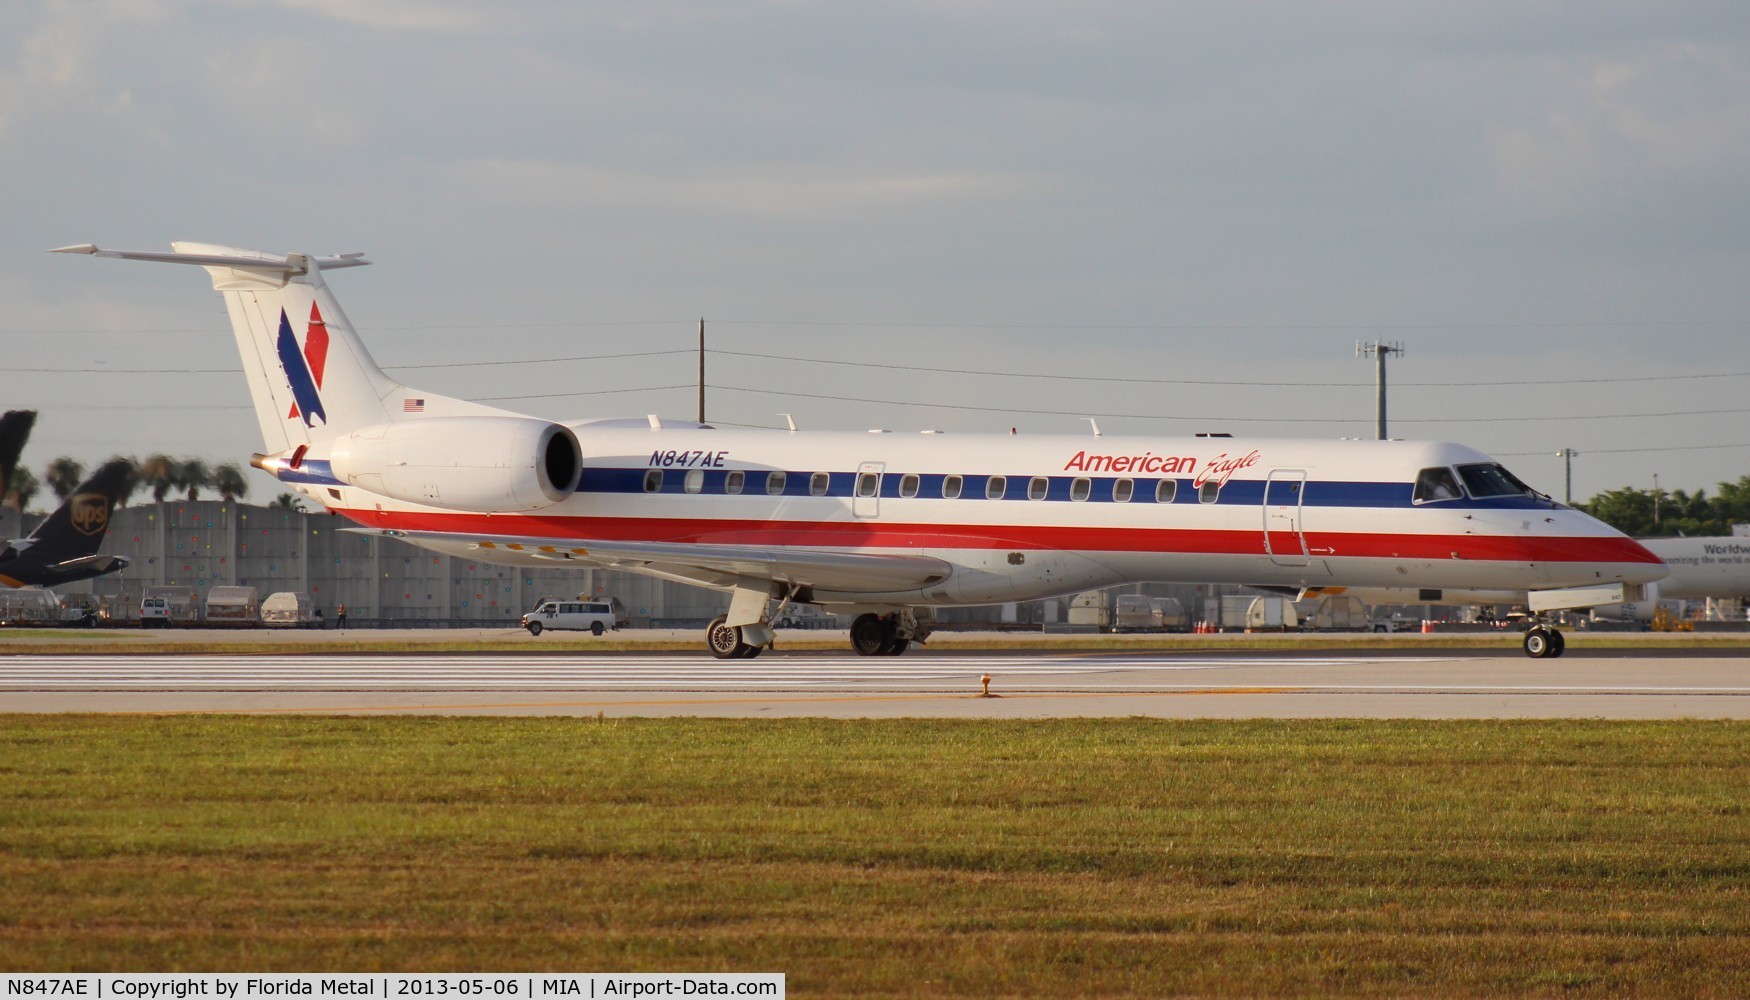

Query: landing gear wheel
1522;627;1564;659
885;638;910;656
526;622;542;636
850;613;896;656
707;616;754;660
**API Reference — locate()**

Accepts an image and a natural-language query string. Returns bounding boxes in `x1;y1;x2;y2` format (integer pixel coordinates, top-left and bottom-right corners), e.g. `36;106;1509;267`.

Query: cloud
290;0;487;34
448;158;1045;222
1487;43;1750;211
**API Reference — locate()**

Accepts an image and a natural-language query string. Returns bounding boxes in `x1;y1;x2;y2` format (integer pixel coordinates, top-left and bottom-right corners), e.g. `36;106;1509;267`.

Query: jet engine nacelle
327;416;581;513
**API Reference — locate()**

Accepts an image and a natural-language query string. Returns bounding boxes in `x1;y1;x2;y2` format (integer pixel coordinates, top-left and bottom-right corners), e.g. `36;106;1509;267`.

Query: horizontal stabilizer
48;244;370;272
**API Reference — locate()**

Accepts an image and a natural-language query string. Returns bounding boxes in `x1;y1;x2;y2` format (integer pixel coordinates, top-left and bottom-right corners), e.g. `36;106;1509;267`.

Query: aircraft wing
46;553;130;576
352;528;952;594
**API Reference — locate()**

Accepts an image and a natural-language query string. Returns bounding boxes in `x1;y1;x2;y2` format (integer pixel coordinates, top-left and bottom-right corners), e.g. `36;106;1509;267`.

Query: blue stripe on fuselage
576;467;1563;510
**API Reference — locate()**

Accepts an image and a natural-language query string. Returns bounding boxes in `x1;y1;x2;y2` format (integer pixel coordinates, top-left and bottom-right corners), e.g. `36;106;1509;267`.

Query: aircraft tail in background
0;459;135;588
0;410;38;498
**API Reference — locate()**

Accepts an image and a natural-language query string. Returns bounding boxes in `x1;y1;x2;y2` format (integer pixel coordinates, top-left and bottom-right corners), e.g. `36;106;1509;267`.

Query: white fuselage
286;423;1665;608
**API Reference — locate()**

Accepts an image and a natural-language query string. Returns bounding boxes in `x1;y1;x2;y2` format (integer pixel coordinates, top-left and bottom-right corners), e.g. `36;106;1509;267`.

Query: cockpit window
1412;467;1463;504
1456;463;1536;498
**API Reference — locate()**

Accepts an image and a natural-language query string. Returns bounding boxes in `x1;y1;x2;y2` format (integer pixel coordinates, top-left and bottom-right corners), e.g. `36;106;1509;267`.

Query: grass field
1;718;1745;996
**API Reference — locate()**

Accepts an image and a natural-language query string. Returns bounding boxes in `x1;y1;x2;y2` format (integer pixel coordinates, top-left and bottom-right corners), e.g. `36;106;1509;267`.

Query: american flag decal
403;398;425;413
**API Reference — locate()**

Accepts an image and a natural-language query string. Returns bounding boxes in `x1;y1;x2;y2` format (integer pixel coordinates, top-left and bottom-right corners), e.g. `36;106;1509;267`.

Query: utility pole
697;317;706;425
1555;448;1579;505
1653;473;1661;528
1356;341;1404;440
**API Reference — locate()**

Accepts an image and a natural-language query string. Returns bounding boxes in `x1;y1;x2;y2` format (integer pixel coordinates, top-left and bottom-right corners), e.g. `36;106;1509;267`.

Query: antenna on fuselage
1356;341;1404;440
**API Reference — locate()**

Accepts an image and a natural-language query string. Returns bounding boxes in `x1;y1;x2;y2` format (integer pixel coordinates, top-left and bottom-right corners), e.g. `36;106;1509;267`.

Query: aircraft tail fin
49;243;511;456
0;410;37;497
25;459;134;560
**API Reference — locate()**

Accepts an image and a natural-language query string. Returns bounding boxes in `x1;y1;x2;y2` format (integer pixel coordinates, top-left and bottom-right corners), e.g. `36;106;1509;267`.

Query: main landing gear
850;610;929;656
1521;624;1566;659
703;594;932;659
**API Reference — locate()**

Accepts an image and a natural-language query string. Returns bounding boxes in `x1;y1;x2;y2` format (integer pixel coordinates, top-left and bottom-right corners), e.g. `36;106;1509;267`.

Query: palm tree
6;468;41;512
106;456;142;507
270;493;306;512
44;456;86;501
139;454;177;503
176;458;212;502
213;463;250;502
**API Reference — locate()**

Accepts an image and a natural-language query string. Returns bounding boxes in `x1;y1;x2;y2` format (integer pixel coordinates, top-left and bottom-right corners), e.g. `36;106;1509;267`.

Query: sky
5;0;1750;508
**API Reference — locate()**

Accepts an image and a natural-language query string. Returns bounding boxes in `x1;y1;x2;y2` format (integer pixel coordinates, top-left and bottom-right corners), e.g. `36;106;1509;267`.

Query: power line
9;349;693;375
709;350;1750;389
706;384;1750;426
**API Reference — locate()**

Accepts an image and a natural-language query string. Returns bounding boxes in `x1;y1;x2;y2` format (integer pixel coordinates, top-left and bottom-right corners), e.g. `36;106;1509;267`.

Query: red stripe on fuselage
335;509;1661;565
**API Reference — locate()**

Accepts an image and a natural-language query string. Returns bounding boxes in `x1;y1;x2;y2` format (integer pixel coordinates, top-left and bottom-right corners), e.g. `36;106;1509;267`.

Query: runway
2;649;1747;718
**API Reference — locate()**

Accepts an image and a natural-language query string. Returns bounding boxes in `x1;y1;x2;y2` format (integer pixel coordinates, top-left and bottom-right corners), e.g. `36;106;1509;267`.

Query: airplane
0;410;38;501
53;242;1667;658
0;459;134;588
1306;534;1750;621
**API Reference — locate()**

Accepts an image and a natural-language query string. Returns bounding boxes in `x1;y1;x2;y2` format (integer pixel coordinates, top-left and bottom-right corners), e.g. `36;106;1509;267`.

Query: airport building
0;500;729;627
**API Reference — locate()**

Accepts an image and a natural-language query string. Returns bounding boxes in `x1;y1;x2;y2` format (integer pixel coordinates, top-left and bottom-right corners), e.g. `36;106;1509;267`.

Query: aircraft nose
1619;536;1668;584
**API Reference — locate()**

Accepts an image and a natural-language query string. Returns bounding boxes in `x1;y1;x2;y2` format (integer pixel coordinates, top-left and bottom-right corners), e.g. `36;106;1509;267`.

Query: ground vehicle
1113;595;1188;632
260;592;318;627
205;586;261;626
522;600;617;636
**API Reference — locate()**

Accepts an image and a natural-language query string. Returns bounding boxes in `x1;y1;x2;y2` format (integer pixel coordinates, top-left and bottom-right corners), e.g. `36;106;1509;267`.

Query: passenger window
943;475;963;499
900;474;920;498
643;470;662;493
810;472;830;496
1070;478;1090;502
1198;481;1220;504
766;471;786;495
684;469;704;494
1113;478;1134;503
986;476;1007;500
1029;477;1049;501
856;472;879;498
726;471;744;495
1156;480;1177;503
1413;467;1463;504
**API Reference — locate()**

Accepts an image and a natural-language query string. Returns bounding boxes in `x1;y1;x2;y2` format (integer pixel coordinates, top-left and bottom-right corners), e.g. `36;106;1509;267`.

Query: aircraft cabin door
853;462;884;519
1263;469;1310;567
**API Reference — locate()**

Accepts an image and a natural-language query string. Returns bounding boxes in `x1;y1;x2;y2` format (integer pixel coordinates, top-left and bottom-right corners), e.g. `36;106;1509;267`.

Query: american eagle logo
277;302;330;428
70;492;109;537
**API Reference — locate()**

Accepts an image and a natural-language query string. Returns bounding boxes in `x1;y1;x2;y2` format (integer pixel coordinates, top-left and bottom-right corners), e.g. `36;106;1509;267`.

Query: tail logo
276;303;330;428
70;492;110;537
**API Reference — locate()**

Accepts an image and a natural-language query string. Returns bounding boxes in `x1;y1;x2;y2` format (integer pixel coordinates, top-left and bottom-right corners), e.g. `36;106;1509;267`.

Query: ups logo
70;492;110;537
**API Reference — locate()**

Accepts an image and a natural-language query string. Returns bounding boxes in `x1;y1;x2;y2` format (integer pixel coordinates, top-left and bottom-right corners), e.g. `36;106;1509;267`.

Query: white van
522;600;617;636
139;596;172;627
